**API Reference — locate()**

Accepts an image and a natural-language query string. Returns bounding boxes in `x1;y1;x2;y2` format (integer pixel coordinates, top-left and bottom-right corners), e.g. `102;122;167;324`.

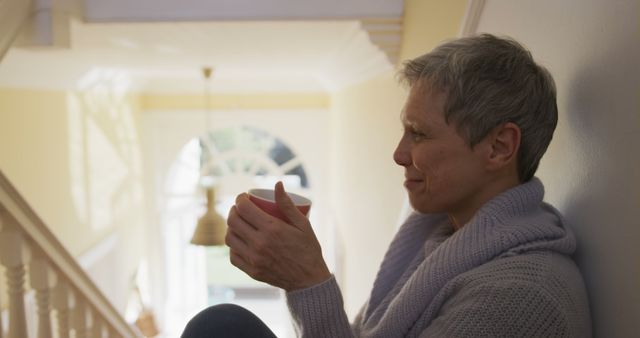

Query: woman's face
393;82;491;224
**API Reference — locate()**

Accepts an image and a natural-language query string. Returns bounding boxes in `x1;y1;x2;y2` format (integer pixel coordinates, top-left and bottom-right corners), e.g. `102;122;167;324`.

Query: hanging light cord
203;67;213;131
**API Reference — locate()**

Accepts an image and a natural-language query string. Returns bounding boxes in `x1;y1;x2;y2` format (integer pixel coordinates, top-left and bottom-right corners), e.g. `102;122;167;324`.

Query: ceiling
0;0;405;94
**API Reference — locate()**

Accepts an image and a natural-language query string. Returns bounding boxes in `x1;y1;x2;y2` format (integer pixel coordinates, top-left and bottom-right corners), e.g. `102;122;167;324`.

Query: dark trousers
181;303;279;338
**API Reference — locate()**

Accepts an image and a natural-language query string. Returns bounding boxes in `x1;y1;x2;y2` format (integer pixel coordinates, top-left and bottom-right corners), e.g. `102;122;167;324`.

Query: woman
183;34;592;338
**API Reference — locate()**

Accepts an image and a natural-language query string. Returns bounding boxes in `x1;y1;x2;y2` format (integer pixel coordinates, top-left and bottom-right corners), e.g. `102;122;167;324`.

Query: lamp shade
190;187;227;246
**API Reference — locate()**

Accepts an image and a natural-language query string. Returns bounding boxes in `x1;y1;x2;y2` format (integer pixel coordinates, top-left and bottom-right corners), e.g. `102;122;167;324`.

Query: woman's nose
393;137;411;166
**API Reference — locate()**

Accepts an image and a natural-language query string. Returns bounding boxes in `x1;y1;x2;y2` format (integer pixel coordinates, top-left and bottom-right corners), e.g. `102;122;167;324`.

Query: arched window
199;126;309;188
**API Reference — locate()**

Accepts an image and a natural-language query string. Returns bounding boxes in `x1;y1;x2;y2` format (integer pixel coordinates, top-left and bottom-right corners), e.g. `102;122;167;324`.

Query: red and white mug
247;188;311;221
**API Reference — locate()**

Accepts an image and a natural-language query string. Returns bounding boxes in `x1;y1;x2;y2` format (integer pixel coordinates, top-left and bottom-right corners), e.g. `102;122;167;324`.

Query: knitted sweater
286;178;591;337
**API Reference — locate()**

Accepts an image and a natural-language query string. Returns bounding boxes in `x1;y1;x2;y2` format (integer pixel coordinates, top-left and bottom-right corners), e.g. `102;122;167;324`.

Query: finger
235;193;262;221
274;181;307;227
235;193;281;230
225;228;249;253
235;192;249;205
227;206;260;242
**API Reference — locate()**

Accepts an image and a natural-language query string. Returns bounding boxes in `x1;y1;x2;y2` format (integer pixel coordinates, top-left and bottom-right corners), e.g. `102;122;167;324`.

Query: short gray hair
400;34;557;182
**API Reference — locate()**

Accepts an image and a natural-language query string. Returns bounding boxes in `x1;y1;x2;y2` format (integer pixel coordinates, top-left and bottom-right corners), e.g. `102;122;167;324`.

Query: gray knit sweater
286;178;591;337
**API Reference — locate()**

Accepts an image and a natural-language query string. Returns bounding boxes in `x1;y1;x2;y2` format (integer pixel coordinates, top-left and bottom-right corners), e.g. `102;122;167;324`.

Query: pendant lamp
190;66;227;246
190;186;226;246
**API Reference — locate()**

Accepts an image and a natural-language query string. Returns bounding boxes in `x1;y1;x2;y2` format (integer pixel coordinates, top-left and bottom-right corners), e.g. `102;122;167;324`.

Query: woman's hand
225;182;331;292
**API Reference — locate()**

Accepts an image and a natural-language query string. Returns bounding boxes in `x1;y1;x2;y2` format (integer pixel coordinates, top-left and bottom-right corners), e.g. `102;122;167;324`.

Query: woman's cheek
422;166;440;195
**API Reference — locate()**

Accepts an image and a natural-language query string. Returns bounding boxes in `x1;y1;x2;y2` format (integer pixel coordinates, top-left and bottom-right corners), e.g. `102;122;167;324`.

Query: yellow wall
400;0;468;60
329;0;468;316
0;89;71;236
0;85;147;309
0;87;145;252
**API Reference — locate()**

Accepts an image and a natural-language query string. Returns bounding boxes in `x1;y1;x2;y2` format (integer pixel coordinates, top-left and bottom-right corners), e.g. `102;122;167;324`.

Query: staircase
0;170;140;338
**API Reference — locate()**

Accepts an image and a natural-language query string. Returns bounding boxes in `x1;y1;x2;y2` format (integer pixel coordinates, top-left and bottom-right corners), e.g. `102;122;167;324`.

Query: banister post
0;210;4;338
108;326;120;338
91;315;105;338
29;251;57;338
72;296;89;338
52;279;72;338
0;278;3;338
0;229;31;338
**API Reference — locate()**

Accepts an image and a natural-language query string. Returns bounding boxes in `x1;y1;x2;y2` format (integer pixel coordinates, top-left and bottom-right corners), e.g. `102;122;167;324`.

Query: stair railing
0;170;139;338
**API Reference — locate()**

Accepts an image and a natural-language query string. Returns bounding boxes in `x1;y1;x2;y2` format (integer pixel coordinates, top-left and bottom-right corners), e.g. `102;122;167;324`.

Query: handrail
0;169;139;337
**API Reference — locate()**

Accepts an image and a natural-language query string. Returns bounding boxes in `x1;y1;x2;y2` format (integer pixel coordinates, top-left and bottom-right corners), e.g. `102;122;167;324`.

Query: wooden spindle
52;280;72;338
29;255;57;338
0;272;4;338
0;294;3;338
86;306;96;338
72;296;89;338
1;212;5;338
0;210;6;338
5;266;27;338
91;315;104;338
0;230;31;338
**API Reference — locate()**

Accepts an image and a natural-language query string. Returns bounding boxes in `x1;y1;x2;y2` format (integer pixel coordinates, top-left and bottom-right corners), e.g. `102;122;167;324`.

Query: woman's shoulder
430;252;592;337
458;251;584;291
444;252;590;324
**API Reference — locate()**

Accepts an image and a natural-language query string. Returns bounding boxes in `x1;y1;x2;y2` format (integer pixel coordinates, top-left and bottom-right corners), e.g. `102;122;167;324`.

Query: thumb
274;182;308;228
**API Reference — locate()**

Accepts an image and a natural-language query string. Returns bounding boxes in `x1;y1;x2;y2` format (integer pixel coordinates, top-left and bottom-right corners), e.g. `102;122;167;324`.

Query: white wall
329;72;407;316
476;1;640;336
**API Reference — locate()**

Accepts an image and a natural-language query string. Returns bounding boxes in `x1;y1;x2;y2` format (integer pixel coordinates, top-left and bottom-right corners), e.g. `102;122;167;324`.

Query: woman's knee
181;303;277;338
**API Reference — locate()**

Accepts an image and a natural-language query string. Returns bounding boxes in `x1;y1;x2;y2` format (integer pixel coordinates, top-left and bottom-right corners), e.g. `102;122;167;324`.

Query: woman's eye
402;126;429;142
409;130;426;140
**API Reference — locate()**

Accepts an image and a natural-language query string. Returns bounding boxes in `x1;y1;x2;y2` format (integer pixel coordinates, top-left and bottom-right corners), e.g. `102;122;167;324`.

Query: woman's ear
486;122;521;171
